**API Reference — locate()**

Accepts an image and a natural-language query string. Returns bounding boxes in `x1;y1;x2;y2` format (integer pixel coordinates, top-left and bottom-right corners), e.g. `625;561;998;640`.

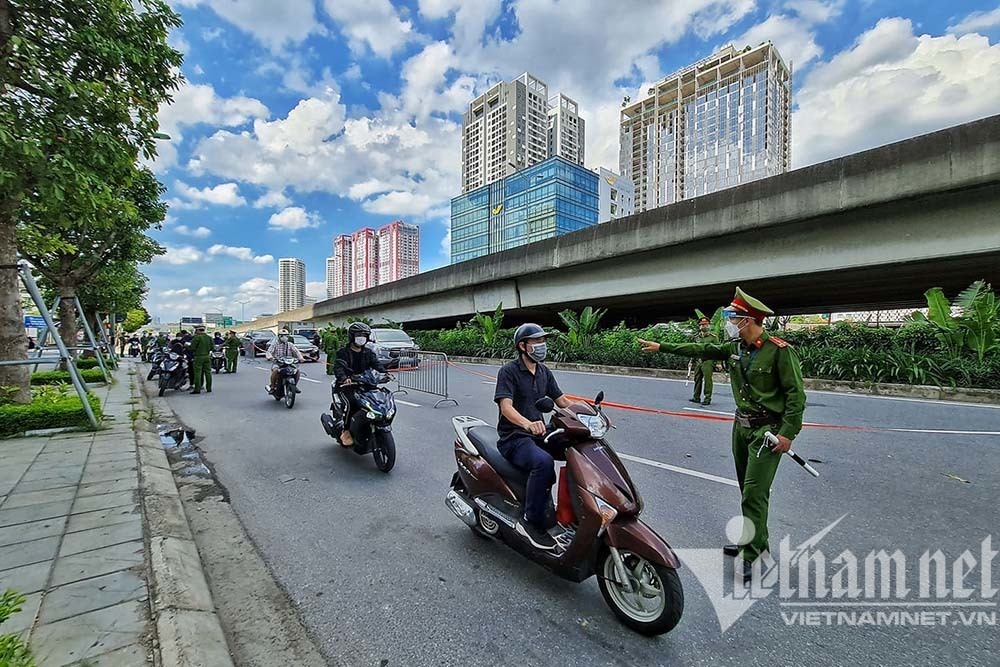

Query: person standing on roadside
223;330;240;373
189;325;214;394
690;316;717;406
638;287;806;581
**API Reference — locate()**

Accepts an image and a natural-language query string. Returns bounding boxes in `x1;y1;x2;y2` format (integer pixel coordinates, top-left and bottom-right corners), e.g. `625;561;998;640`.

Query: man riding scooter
332;323;386;446
266;328;305;394
494;323;574;551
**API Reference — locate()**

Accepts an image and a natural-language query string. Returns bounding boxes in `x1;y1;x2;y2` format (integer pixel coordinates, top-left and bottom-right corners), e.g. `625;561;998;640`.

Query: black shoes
191;390;201;395
688;398;700;403
702;398;712;406
742;560;754;581
516;520;557;551
723;544;740;557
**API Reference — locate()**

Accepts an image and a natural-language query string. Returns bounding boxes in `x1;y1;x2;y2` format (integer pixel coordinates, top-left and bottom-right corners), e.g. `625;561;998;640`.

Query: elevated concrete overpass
238;114;1000;333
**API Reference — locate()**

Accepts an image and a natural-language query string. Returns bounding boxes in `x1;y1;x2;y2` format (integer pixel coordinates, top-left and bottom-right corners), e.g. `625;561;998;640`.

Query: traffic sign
24;315;47;329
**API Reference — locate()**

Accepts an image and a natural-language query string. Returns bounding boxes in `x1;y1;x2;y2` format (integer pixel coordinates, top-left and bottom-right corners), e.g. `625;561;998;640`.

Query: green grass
0;590;35;666
30;369;106;385
0;389;103;438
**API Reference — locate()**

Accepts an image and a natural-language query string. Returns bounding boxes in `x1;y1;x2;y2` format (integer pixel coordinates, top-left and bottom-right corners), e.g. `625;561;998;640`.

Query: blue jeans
498;434;557;527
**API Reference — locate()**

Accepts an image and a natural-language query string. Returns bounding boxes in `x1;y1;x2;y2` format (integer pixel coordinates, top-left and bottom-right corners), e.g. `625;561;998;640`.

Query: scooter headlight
579;414;608;439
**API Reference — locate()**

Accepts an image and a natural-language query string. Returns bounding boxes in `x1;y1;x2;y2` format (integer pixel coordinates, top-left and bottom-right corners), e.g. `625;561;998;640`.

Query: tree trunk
0;203;30;403
58;284;79;367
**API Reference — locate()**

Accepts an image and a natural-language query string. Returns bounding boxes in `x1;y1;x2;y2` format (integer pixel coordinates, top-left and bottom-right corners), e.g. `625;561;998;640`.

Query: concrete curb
130;370;236;667
447;356;1000;405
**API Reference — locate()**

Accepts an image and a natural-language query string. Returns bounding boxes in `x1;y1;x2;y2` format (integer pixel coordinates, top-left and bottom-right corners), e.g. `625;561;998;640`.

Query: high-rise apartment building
330;234;353;298
619;42;791;212
378;221;420;284
461;73;584;194
451;156;598;264
548;94;585;166
351;228;379;293
277;258;305;313
595;168;635;223
325;257;336;300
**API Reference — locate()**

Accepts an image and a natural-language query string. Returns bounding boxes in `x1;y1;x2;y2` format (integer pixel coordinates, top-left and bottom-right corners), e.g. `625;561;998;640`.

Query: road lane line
884;428;1000;436
396;399;421;407
684;407;732;416
617;453;739;487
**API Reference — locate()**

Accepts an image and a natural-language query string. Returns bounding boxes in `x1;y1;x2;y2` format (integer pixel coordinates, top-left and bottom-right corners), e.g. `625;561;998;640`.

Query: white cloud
267;207;322;231
784;0;845;24
793;19;1000;167
253;190;293;209
343;63;362;81
173;0;323;50
729;14;823;69
362;191;435;216
306;281;327;299
948;6;1000;35
172;181;246;208
161;288;192;297
207;244;274;264
196;286;216;297
174;225;212;238
322;0;414;58
155;245;205;265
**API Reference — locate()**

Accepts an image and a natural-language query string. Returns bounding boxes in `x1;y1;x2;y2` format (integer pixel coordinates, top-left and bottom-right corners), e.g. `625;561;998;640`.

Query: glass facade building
620;42;791;212
451;156;598;264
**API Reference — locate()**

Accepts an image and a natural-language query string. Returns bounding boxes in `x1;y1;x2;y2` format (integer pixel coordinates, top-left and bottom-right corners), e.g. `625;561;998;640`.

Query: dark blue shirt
494;357;564;441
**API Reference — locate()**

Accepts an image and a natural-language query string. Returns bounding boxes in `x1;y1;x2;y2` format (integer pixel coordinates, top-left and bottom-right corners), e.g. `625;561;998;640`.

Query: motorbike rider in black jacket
333;322;386;447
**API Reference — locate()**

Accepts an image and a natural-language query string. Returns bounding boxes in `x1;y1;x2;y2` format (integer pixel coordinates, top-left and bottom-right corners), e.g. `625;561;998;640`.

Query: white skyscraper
325;257;336;300
619;42;791;212
596;167;635;223
548;94;585;166
461;73;584;194
277;258;305;313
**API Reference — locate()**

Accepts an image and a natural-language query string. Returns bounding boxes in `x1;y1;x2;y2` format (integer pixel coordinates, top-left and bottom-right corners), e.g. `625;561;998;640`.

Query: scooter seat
466;425;529;499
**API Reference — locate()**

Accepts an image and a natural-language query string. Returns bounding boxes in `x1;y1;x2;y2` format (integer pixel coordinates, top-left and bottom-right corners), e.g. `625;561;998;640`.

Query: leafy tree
19;166;166;348
122;307;151;334
911;281;1000;362
559;305;606;348
0;0;181;403
471;302;504;350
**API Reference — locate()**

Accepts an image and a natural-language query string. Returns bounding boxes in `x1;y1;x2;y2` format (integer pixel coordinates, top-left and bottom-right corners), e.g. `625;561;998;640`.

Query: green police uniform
691;327;717;404
657;289;806;562
223;335;240;373
323;334;337;376
189;331;214;392
153;334;168;350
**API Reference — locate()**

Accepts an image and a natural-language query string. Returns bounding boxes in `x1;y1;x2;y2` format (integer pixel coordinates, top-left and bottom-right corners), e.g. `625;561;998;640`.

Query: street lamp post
235;299;250;322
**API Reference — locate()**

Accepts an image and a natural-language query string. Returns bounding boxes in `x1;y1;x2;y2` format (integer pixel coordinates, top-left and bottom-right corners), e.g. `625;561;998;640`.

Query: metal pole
75;297;110;383
32;295;60;372
19;263;100;428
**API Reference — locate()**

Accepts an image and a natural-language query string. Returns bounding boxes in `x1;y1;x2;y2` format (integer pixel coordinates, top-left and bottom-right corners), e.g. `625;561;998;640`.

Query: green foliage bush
0;385;103;438
75;358;101;369
30;369;105;385
0;590;35;667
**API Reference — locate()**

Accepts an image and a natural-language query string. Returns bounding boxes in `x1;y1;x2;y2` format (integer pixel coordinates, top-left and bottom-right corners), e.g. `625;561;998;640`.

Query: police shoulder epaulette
768;336;790;348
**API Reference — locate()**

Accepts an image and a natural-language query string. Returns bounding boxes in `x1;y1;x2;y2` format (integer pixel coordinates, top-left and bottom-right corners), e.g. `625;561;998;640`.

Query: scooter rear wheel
598;548;683;636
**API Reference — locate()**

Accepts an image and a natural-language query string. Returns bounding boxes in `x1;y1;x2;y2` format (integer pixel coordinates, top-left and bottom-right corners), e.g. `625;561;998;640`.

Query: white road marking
684;407;732;416
617;453;739;487
252;365;321;383
884;428;1000;436
395;399;421;407
481;381;494;385
299;377;321;384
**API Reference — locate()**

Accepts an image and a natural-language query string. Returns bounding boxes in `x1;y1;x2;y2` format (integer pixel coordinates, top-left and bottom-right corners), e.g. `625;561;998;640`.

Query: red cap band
730;297;767;322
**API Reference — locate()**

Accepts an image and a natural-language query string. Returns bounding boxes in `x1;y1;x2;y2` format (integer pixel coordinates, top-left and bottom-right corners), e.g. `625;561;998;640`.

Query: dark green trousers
193;356;212;391
325;351;335;375
225;350;238;373
692;360;714;400
732;424;782;562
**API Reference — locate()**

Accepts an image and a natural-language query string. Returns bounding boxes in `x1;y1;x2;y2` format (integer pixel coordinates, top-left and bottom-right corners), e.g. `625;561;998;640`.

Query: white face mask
527;341;547;362
354;336;367;347
279;335;288;342
724;320;742;341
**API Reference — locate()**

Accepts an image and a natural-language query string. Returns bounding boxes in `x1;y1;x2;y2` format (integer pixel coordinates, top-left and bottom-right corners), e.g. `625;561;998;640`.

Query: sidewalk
0;361;231;666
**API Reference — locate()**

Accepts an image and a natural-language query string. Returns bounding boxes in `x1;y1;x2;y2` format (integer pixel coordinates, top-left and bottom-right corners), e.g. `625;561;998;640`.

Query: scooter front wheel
597;548;683;636
373;430;395;473
284;382;295;408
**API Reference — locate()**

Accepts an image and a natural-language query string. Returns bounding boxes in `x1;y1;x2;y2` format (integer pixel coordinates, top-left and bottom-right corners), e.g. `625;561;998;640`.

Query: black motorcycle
158;351;188;396
147;346;167;381
210;344;225;374
320;368;398;472
268;357;300;408
128;341;140;357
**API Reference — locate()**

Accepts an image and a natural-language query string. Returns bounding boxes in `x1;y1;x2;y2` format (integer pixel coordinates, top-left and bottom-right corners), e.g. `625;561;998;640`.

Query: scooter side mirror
535;397;555;413
595;391;604;407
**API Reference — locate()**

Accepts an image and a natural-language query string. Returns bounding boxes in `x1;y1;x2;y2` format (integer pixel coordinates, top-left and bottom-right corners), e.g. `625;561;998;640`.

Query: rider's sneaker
516;520;557;551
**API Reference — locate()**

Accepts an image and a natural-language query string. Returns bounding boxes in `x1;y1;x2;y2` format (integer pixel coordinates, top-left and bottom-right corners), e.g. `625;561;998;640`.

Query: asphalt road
156;355;1000;667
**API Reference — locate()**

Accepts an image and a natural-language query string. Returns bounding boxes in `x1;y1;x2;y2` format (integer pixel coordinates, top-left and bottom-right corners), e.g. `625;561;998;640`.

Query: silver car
366;328;419;369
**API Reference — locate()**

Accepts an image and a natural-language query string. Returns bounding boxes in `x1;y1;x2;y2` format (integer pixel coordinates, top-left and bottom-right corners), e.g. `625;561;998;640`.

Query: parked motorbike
210;344;225;374
147;347;167;381
268;357;300;408
157;352;188;397
320;368;398;473
128;342;140;357
446;392;683;636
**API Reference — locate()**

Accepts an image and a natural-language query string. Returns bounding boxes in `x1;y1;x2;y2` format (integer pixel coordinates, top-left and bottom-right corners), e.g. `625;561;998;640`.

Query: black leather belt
734;410;780;429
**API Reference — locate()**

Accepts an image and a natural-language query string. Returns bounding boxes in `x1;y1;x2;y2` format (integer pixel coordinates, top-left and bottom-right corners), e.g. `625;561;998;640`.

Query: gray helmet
348;322;371;340
513;323;551;348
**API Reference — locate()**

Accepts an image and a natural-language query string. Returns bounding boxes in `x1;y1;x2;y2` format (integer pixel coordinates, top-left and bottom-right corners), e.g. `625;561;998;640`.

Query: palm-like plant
559;306;607;347
471;303;504;351
911;281;999;361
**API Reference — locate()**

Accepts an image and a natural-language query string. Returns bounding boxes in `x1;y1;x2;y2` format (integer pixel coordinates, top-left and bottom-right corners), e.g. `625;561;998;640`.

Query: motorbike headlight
578;414;608;439
593;495;618;534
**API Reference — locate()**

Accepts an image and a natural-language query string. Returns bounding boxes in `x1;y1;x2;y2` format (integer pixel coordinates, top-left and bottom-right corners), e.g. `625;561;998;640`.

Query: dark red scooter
446;392;684;636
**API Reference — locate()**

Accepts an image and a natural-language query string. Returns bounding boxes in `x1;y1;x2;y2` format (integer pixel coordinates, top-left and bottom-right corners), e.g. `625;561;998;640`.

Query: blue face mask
528;342;547;362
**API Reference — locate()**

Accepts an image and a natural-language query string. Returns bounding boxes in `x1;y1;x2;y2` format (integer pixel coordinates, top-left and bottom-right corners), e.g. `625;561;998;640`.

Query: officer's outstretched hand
637;338;660;353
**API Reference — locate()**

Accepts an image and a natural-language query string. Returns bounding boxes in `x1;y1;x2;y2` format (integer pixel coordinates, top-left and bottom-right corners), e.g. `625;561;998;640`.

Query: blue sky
147;0;1000;323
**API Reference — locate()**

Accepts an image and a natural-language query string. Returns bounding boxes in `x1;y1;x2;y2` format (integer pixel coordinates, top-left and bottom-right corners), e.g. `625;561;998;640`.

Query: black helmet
513;323;551;348
348;322;371;340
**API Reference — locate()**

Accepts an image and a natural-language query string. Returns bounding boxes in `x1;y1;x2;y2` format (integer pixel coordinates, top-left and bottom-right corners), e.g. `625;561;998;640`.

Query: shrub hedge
410;321;1000;390
30;369;105;385
0;389;103;438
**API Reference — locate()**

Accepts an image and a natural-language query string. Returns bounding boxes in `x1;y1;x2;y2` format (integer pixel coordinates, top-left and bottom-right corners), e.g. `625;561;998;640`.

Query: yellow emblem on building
604;174;617;186
492;203;504;215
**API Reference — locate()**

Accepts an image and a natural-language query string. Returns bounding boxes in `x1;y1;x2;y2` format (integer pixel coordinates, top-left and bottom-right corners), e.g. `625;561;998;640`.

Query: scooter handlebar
543;428;565;444
764;431;820;478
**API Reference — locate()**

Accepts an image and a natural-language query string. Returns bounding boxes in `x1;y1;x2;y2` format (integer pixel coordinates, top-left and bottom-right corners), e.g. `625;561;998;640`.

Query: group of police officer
142;326;242;394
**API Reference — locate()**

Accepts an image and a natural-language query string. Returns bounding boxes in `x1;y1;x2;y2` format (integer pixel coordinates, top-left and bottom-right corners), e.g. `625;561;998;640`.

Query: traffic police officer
638;287;806;580
189;325;214;394
690;316;716;406
323;329;338;376
223;330;240;373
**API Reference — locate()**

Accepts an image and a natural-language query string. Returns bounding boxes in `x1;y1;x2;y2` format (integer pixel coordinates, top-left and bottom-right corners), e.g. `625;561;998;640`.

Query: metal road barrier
395;351;458;408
